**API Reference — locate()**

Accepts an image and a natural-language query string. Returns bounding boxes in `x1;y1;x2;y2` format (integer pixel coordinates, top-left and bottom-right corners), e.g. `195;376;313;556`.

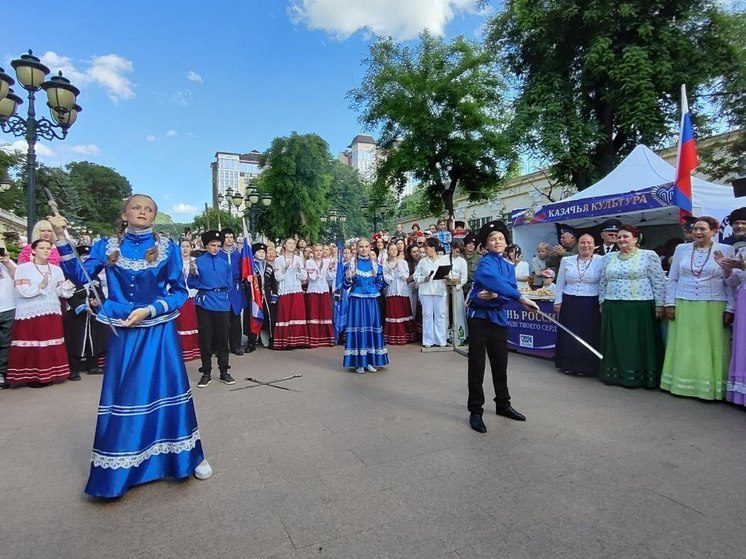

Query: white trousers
420;294;447;347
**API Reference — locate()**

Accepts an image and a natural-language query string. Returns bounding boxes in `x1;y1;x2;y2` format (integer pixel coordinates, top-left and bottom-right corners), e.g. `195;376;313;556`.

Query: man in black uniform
63;245;108;381
244;243;278;352
595;219;621;255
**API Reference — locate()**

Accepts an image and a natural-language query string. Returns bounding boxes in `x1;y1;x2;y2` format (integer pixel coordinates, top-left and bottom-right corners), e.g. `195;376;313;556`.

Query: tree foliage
485;0;746;190
326;160;372;239
255;132;333;242
10;159;133;234
349;32;518;218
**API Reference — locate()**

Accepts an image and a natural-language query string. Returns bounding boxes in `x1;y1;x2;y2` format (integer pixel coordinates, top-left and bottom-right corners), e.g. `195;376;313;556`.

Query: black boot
469;412;486;433
496;405;526;421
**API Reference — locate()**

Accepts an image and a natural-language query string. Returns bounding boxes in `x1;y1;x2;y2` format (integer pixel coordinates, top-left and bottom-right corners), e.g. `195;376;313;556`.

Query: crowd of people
535;212;746;410
1;194;745;498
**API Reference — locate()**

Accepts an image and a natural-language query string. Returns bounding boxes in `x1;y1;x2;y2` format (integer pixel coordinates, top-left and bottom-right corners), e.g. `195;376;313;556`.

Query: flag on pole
241;219;264;336
333;242;348;344
673;84;699;224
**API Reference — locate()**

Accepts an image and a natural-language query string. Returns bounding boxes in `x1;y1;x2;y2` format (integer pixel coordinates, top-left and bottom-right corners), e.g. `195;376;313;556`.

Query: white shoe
366;365;378;373
194;459;213;480
355;367;366;374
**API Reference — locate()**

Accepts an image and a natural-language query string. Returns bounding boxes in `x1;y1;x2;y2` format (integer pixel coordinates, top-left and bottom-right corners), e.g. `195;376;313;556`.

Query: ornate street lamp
244;188;271;239
0;50;83;239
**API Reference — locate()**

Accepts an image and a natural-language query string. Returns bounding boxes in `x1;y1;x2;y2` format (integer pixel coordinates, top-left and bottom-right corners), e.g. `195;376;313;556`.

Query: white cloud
7;140;55;158
288;0;481;40
146;135;157;143
186;71;203;84
165;130;178;137
40;51;135;103
69;144;101;155
172;203;199;215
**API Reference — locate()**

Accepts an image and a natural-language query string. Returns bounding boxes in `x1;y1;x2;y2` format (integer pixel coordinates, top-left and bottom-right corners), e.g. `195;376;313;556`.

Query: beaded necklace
576;255;593;281
689;243;713;278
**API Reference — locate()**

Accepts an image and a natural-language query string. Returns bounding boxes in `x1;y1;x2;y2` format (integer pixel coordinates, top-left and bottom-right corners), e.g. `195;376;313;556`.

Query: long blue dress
343;256;389;368
57;228;204;498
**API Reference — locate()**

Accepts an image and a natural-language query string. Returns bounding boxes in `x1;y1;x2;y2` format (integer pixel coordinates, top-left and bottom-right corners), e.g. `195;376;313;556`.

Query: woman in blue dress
343;238;389;373
49;194;211;498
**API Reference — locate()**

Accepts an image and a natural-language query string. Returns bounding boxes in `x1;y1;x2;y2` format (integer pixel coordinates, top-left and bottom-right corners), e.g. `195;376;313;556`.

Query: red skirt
273;292;309;350
306;292;335;348
384;295;416;345
176;298;200;362
7;313;70;385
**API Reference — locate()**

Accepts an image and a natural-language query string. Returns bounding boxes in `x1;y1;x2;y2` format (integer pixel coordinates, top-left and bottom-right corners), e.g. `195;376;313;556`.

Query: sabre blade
43;187;119;337
535;309;603;360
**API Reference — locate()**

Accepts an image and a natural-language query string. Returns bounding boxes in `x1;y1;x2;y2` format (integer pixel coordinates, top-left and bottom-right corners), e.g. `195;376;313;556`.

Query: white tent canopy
512;145;740;256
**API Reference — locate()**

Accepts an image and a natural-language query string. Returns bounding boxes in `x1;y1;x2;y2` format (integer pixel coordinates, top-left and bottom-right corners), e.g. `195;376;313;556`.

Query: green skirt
600;300;664;388
660;299;730;400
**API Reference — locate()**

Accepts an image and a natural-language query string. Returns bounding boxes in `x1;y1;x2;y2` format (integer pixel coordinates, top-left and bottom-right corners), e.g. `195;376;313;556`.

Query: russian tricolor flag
673;84;699;223
241;219;264;336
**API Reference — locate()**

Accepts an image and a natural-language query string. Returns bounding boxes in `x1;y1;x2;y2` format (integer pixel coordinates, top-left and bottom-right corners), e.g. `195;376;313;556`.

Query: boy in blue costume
188;230;235;387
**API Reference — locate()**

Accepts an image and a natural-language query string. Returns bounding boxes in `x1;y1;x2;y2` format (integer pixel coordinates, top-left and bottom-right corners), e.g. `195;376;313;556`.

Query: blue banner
505;299;557;359
512;183;675;226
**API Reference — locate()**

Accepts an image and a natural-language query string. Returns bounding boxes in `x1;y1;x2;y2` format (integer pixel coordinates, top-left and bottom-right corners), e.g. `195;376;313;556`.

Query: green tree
190;208;238;233
0;150;24;216
394;189;430;221
485;0;746;190
66;162;133;234
326;160;371;239
349;32;518;219
255;132;332;241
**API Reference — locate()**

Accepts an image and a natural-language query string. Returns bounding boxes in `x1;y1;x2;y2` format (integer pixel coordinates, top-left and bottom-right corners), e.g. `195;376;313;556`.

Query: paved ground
1;344;745;559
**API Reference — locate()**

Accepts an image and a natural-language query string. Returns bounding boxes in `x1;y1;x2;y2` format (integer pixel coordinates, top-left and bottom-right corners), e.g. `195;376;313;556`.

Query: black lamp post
244;183;271;240
362;202;388;232
320;208;346;242
0;51;82;240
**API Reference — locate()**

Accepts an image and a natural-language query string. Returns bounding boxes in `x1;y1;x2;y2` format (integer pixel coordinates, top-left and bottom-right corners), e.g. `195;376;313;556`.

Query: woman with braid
49;194;211;499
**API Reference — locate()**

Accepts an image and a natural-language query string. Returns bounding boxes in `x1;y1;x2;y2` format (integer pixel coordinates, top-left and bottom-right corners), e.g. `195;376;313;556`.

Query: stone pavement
1;344;745;559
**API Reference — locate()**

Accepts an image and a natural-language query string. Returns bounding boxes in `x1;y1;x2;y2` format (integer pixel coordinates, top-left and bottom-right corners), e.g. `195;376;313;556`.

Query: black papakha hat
76;245;91;256
463;233;478;246
201;230;225;246
252;242;267;254
476;220;511;248
729;207;746;224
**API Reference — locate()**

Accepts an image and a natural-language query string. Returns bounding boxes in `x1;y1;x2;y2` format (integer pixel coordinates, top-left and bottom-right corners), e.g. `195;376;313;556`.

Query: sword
43;187;119;337
229;374;302;392
535;309;603;360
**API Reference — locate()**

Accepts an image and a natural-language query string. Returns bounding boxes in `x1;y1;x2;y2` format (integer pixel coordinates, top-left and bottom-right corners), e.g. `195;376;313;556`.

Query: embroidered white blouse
554;254;604;304
13;262;75;320
665;242;735;311
274;254;307;296
599;249;666;305
382;258;410;297
305;258;335;294
414;256;450;296
724;247;746;291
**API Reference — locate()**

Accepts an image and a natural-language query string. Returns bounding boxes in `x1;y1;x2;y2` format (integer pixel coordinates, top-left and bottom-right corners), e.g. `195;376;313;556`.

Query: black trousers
0;309;13;377
467;317;510;413
197;307;230;375
229;311;242;351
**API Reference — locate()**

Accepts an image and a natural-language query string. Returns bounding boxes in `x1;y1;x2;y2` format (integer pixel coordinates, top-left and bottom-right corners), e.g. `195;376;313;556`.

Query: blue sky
2;0;491;221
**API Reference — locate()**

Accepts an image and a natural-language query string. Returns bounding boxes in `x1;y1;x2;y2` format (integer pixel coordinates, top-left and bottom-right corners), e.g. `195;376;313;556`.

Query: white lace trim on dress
91;428;200;470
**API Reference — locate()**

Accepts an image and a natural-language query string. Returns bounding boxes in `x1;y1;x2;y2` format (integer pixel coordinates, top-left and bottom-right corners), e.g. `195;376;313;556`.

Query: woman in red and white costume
305;244;336;347
273;238;310;349
382;242;416;345
7;239;75;387
176;238;200;362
